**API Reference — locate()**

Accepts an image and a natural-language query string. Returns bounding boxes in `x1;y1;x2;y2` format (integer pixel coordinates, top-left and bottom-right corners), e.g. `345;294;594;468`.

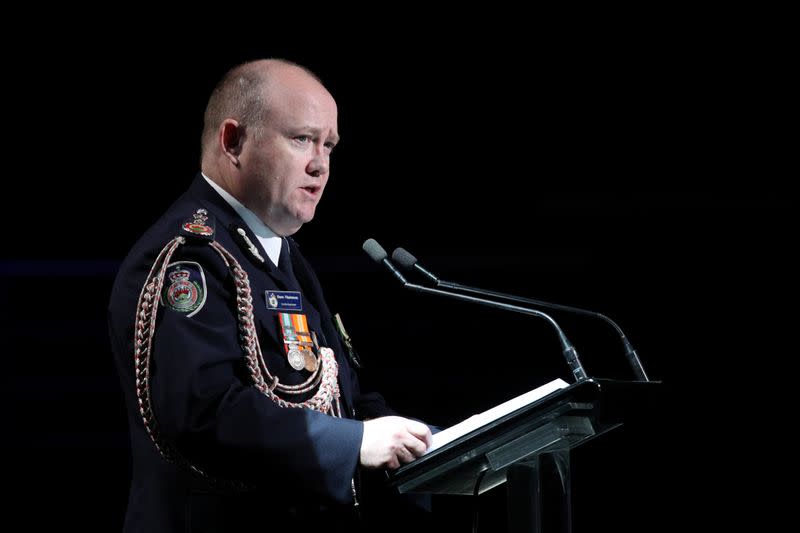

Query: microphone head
362;238;388;262
391;247;418;270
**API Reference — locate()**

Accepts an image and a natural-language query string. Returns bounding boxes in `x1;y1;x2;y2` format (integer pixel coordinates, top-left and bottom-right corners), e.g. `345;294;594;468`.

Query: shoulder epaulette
180;208;215;242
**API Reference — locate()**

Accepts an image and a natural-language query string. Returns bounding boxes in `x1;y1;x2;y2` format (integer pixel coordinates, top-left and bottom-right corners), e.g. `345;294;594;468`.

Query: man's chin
282;216;313;236
297;208;317;226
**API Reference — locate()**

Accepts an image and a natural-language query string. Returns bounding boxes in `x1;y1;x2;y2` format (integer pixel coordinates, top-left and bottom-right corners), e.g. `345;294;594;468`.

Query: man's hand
360;416;433;470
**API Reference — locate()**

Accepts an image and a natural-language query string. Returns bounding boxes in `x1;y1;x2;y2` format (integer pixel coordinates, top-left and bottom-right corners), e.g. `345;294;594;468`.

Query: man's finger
401;433;428;457
398;448;415;464
405;420;433;447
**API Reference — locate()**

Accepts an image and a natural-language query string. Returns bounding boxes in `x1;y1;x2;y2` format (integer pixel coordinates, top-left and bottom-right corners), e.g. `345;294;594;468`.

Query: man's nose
306;148;329;177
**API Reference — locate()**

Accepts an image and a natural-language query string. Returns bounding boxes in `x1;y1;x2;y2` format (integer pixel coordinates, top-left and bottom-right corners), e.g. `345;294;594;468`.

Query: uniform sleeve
149;242;362;504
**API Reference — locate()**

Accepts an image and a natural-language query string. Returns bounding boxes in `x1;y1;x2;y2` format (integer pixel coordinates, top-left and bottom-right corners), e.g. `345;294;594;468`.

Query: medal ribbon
279;312;313;355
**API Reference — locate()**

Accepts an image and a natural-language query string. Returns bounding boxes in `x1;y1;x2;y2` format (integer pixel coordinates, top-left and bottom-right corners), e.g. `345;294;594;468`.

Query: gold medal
287;346;306;371
304;349;318;372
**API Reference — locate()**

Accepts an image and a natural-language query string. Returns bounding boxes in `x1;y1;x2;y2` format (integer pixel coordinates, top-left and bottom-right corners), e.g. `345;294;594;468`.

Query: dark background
1;18;790;532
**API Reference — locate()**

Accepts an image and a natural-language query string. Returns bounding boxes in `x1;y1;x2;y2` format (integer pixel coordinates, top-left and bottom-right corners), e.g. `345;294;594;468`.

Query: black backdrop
1;24;790;532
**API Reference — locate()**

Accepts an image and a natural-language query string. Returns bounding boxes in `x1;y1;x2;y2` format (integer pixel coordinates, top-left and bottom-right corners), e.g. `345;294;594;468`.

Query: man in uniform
108;59;432;532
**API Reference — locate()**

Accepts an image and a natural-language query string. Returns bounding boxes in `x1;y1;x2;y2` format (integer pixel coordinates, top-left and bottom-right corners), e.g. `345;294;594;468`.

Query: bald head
199;59;339;236
200;59;326;164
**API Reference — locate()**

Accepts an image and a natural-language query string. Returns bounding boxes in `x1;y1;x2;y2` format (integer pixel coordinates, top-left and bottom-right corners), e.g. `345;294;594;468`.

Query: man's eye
295;135;311;143
324;142;337;150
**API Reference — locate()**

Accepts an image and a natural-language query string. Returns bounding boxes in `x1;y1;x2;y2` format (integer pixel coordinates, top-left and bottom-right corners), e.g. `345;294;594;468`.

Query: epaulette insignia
181;208;215;241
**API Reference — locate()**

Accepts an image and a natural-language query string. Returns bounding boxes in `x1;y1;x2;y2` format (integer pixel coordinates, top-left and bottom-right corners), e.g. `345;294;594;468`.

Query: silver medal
287;346;306;371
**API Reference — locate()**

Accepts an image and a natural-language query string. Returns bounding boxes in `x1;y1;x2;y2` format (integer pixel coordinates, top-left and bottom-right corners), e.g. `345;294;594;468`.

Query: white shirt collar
202;173;282;267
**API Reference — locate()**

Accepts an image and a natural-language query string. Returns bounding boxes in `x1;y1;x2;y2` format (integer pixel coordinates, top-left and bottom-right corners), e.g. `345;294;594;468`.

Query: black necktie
277;238;302;292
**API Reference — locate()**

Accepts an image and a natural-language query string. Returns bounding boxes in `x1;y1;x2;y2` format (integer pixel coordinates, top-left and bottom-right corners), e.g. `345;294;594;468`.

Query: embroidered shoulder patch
161;261;207;316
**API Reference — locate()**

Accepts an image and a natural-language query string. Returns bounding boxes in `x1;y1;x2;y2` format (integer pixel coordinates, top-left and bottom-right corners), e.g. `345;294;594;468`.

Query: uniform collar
200;173;282;267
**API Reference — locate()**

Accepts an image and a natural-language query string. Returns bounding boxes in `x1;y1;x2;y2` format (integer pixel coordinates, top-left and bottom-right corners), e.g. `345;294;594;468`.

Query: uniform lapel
186;175;288;358
187;174;355;412
287;238;356;415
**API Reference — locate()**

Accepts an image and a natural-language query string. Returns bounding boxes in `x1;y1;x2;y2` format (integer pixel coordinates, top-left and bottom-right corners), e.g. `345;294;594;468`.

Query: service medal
287;346;306;371
278;312;317;372
304;349;318;372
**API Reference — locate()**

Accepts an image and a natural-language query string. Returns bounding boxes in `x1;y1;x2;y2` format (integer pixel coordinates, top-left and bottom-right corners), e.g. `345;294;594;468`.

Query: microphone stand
436;280;649;382
397;251;648;382
402;282;588;382
363;239;587;382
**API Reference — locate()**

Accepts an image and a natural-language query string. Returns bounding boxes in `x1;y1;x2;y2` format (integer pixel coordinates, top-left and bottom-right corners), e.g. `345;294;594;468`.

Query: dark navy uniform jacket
108;175;395;532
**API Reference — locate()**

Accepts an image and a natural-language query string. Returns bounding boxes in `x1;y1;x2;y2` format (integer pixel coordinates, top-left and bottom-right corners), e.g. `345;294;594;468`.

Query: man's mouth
301;185;321;196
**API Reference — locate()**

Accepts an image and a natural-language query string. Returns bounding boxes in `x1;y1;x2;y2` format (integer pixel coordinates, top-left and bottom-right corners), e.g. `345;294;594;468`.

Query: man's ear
220;119;244;164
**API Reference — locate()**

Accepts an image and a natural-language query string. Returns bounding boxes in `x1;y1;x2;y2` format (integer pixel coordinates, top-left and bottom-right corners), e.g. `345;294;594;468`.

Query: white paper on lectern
425;378;569;454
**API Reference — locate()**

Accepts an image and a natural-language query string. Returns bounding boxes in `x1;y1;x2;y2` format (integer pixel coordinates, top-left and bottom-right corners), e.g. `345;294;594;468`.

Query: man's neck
201;173;283;266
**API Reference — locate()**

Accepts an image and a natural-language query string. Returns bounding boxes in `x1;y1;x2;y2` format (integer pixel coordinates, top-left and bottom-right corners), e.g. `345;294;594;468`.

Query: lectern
387;378;660;532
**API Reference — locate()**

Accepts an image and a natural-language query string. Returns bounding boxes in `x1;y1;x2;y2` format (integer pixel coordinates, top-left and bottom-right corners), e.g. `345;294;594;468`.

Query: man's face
238;73;339;236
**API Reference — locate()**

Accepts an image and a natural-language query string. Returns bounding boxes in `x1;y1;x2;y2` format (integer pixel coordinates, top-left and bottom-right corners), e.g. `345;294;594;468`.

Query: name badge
266;290;303;312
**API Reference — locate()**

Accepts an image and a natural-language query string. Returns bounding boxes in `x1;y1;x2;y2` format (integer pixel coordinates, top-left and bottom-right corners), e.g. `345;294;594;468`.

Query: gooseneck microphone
363;239;588;382
391;247;649;382
362;238;408;284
